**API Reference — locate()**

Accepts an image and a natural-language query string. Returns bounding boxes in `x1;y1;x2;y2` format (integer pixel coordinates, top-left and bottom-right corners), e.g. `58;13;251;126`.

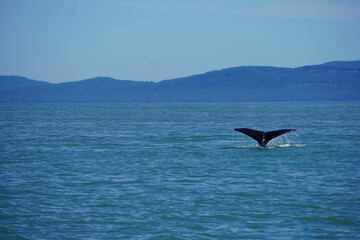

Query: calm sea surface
1;102;360;239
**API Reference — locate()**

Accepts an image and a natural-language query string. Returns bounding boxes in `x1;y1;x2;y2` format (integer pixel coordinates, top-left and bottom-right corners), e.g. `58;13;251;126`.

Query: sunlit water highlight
1;102;360;239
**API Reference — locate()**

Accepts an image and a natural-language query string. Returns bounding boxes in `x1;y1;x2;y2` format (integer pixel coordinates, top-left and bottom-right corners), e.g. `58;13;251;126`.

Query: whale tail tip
234;128;296;148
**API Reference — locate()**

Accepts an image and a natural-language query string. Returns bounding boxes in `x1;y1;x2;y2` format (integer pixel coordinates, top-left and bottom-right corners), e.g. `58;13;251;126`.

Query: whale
234;128;296;148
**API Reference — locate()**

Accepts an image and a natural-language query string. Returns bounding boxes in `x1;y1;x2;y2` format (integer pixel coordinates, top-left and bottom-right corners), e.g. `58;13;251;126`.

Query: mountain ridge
1;60;359;101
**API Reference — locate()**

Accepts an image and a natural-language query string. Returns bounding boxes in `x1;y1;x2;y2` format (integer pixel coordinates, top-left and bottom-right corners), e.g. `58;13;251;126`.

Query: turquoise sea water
1;102;360;239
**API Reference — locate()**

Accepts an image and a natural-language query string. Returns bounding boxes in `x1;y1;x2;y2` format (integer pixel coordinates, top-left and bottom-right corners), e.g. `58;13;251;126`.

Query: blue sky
1;0;360;83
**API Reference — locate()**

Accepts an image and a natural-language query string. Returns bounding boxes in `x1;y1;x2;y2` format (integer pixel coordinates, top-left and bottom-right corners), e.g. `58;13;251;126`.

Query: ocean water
1;102;359;239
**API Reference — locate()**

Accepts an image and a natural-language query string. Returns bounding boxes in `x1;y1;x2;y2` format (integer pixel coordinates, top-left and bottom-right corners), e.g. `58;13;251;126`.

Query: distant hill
0;76;50;90
1;60;359;101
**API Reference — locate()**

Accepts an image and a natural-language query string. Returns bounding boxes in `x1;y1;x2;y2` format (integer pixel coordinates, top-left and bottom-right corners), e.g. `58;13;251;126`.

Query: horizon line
1;59;359;84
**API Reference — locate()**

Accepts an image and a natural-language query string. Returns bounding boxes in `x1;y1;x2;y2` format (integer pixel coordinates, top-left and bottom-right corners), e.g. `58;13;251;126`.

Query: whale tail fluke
234;128;296;148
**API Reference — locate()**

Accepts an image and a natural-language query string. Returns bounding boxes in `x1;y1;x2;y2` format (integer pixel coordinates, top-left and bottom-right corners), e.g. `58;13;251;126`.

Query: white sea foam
267;131;303;148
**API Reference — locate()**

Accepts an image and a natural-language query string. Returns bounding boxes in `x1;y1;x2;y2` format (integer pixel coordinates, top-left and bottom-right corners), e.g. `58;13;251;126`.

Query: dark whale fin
234;128;296;147
234;128;264;146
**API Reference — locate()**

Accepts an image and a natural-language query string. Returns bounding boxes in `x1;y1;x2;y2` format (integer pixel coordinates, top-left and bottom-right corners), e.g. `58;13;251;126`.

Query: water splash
267;131;304;148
